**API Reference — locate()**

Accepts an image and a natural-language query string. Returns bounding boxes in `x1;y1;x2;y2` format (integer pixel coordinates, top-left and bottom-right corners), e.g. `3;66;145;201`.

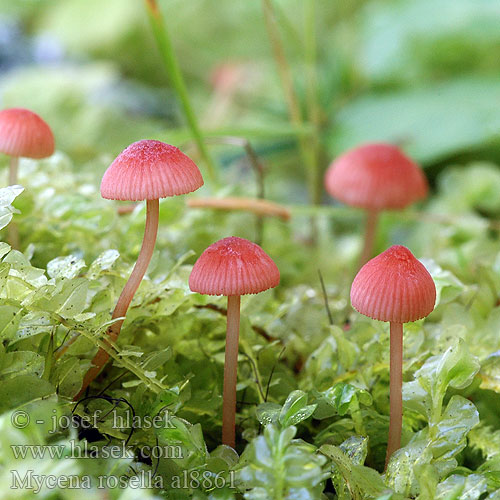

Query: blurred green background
0;0;500;203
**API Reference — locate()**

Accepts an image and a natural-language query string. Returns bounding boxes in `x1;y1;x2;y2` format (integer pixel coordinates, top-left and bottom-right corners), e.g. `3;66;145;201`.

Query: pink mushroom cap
189;236;280;296
0;108;55;159
324;143;428;210
101;139;204;201
351;245;436;323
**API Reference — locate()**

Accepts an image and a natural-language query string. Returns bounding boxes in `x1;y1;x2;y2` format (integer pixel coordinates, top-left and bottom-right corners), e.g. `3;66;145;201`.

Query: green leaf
358;0;500;83
54;357;83;397
0;375;54;413
47;255;86;279
14;311;53;341
278;390;317;427
414;464;439;500
0;185;24;207
238;425;327;499
320;443;386;499
0;351;45;380
390;347;480;496
3;250;47;288
431;395;479;460
435;474;488;500
314;382;372;425
87;249;119;279
34;278;90;319
156;416;208;468
0;303;21;340
256;402;281;426
421;259;465;307
339;435;369;465
329;79;500;164
478;351;500;394
415;339;480;405
0;242;11;260
0;186;23;230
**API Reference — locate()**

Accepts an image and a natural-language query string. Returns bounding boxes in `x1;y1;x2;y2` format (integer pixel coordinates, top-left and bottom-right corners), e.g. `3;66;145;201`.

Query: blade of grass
144;0;218;184
261;0;321;209
262;0;302;132
261;0;302;128
272;3;304;55
304;0;322;205
261;0;321;247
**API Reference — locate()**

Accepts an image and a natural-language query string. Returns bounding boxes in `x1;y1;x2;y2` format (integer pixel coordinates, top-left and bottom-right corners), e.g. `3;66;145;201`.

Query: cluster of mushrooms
0;107;437;467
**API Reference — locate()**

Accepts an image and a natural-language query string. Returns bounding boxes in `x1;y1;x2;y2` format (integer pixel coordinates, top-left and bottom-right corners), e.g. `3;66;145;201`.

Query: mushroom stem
7;157;20;249
110;198;160;327
74;199;160;399
386;321;403;469
8;156;19;185
360;209;378;267
222;294;241;448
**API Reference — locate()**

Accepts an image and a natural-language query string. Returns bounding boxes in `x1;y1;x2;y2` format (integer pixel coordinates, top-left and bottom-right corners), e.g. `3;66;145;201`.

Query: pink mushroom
0;108;55;185
75;139;203;399
324;143;428;267
351;245;436;467
189;236;280;448
0;108;55;247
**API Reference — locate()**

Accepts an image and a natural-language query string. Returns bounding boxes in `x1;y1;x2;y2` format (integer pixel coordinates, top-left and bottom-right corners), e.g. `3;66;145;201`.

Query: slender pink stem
8;156;20;249
222;295;241;448
8;156;19;185
385;321;403;469
74;199;159;399
359;209;378;268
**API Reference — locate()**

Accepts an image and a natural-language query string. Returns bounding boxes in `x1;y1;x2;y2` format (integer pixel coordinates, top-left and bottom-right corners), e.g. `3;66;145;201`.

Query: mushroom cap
351;245;436;323
0;108;55;159
189;236;280;296
324;143;428;210
101;139;204;201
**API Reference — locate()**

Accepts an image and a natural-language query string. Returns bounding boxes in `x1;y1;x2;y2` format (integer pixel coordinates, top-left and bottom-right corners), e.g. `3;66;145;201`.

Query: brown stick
386;321;403;469
74;199;159;399
187;197;290;221
222;295;241;448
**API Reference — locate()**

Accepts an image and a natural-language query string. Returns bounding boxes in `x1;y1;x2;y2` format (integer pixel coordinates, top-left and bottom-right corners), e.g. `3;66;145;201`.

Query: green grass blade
144;0;218;184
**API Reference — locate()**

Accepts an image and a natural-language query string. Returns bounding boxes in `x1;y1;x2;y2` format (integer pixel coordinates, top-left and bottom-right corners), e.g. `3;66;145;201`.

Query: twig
240;352;266;402
265;346;286;401
205;135;267;244
194;304;279;343
205;136;265;199
187;196;291;220
318;269;334;326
